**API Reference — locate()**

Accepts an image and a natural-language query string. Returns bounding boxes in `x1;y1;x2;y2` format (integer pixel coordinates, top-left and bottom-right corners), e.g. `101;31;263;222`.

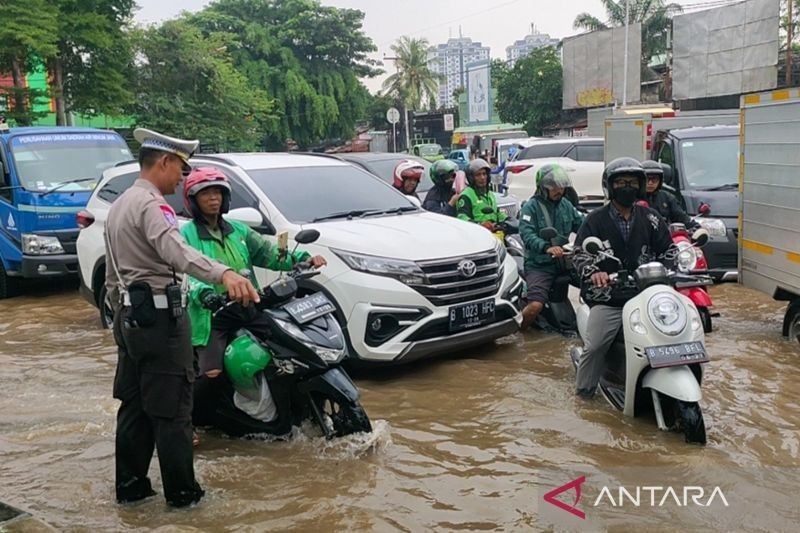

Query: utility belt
124;281;186;327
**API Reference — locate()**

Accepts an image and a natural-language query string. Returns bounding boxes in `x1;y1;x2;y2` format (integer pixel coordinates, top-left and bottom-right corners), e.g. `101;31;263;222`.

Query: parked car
446;148;471;171
77;153;523;365
338;152;522;219
412;143;444;162
505;137;605;208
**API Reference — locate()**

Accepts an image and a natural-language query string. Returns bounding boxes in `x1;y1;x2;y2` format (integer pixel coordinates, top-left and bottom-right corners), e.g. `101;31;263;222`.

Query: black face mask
615;186;638;207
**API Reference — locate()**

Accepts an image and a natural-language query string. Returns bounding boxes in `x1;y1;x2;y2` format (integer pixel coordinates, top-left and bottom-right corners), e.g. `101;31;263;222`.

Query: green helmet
430;159;459;186
224;330;272;391
535;164;572;200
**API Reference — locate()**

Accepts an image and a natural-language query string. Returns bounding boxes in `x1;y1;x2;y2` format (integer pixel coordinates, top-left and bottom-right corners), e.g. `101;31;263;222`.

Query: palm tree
574;0;682;73
382;36;442;111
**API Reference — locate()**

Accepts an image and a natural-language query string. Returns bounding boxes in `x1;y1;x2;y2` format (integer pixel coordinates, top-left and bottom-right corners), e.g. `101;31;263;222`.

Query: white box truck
739;88;800;344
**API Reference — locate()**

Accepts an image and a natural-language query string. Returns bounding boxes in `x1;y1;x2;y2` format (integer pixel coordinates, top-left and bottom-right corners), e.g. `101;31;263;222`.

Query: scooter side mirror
583;236;603;255
294;229;320;244
691;228;709;247
539;227;558;240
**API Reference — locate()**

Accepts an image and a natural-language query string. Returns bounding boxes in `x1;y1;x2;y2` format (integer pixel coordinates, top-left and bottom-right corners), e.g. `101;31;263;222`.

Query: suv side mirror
225;207;274;234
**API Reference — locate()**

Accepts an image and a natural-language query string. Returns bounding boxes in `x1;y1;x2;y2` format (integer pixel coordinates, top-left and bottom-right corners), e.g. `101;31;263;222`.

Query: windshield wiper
311;209;371;222
363;206;419;217
39;178;96;197
700;183;738;191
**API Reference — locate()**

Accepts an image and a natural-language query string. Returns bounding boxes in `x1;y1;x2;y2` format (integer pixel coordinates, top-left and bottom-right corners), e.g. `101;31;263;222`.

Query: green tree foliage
382;36;441;111
0;0;59;125
491;58;510;89
130;20;273;151
574;0;682;74
495;47;562;136
51;0;136;123
191;0;379;149
365;92;398;130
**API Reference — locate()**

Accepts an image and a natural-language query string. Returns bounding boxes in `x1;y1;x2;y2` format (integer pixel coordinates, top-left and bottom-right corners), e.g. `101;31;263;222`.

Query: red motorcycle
635;200;715;333
670;222;715;333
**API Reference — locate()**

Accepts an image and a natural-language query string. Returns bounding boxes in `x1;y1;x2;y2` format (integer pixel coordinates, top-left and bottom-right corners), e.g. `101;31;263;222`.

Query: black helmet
466;158;492;187
602;157;647;202
641;160;664;191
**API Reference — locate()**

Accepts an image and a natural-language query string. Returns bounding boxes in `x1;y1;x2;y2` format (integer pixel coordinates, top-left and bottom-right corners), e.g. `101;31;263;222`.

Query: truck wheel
0;263;20;299
699;307;712;333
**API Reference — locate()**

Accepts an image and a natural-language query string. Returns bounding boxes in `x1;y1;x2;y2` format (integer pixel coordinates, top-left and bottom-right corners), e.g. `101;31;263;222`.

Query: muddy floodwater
1;283;799;531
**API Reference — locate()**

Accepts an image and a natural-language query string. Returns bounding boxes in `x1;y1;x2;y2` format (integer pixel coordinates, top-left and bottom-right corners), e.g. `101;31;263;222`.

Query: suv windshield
10;133;132;192
418;144;442;157
680;137;739;189
247;165;417;223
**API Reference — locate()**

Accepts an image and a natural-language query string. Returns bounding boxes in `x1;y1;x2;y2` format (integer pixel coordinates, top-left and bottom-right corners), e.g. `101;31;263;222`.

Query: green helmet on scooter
224;331;273;390
430;159;459;187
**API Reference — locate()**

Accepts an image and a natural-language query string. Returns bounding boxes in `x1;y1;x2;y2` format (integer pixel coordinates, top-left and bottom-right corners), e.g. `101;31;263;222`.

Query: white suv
505;137;605;208
77;153;523;365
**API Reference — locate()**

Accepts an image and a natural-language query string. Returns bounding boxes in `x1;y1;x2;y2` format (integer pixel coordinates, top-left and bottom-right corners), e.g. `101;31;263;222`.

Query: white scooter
570;236;713;444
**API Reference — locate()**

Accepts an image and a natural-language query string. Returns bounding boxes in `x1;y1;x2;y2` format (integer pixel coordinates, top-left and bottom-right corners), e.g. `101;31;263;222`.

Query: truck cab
0;126;132;297
653;125;739;281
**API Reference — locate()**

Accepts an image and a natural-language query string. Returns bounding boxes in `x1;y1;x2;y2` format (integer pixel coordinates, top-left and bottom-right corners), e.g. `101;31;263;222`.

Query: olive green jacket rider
456;186;508;224
181;218;310;347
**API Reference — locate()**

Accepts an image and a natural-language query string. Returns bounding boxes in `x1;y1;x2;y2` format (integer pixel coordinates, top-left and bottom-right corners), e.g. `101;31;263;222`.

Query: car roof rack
114;159;138;168
290;151;344;161
190;154;240;166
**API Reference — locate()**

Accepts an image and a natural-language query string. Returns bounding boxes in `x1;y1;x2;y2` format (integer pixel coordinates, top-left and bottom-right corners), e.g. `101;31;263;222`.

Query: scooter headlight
647;292;687;336
676;241;698;273
274;318;344;362
312;346;345;363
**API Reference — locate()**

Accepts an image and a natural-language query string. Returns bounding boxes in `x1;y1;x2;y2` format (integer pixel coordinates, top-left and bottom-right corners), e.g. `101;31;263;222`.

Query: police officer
106;128;259;508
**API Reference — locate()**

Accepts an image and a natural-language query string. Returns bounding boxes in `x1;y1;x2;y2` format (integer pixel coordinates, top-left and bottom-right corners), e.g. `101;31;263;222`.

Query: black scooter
195;229;372;439
508;227;578;335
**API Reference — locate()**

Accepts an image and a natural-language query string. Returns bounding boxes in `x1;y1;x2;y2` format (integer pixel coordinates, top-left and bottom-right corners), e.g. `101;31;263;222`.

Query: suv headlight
22;234;65;255
695;218;726;237
647;292;687;336
332;249;426;285
495;239;507;265
676;241;698;272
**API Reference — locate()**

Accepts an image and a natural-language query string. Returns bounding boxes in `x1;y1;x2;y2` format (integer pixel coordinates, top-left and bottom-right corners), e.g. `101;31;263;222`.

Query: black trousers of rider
112;307;204;508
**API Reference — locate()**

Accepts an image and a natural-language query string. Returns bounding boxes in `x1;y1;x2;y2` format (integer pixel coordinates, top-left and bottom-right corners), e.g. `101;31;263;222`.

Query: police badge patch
159;204;177;226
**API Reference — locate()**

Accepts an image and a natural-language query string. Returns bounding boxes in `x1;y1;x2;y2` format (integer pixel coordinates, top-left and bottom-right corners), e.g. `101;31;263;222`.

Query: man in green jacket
457;158;508;229
519;164;585;329
180;168;326;420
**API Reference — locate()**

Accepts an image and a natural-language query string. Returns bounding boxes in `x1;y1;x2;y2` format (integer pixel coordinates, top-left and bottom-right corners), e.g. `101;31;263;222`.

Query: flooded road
1;283;799;531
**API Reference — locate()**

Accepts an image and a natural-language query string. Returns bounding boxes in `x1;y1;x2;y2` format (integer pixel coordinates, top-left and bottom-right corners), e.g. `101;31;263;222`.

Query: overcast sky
132;0;715;93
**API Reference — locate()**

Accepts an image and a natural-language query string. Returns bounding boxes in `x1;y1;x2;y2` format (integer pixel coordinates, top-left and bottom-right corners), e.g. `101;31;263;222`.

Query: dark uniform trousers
112;307;204;507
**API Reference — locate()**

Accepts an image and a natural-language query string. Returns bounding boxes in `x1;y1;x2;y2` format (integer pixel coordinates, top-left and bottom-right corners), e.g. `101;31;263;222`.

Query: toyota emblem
458;259;477;278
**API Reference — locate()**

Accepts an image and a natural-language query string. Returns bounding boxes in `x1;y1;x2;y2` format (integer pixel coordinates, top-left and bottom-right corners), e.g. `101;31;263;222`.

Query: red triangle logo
543;476;586;519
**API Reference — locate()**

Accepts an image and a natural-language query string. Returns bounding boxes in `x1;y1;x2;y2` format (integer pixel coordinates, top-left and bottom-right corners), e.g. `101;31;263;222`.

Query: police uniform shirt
105;178;229;302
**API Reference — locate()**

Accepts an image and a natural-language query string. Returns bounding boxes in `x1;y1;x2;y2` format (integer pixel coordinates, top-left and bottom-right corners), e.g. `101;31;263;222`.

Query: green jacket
181;218;310;347
456;186;508;223
518;196;584;273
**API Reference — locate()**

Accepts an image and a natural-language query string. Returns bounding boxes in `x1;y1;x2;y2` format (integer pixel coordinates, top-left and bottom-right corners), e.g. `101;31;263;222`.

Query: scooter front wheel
678;401;706;444
698;307;712;333
312;393;372;438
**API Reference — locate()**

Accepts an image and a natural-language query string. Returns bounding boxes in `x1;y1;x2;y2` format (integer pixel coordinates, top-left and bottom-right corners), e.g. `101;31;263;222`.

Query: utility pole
788;0;794;87
622;0;630;106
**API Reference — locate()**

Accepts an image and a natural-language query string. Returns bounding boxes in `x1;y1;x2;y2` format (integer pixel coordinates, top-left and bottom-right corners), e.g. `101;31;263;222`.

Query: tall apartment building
506;25;560;66
429;37;490;108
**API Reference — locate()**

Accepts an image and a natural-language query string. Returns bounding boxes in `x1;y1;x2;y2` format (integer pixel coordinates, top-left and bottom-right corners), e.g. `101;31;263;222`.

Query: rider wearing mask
393;160;424;200
457;158;507;230
572;158;672;399
518;164;585;330
423;159;460;216
641;160;699;230
179;168;326;420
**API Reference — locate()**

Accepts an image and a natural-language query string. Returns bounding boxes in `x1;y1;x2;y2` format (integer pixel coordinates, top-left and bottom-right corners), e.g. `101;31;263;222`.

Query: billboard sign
562;24;642;110
466;60;491;124
673;0;779;100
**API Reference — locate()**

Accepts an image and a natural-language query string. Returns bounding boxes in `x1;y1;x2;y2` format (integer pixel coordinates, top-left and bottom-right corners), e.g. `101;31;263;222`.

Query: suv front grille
409;250;501;306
